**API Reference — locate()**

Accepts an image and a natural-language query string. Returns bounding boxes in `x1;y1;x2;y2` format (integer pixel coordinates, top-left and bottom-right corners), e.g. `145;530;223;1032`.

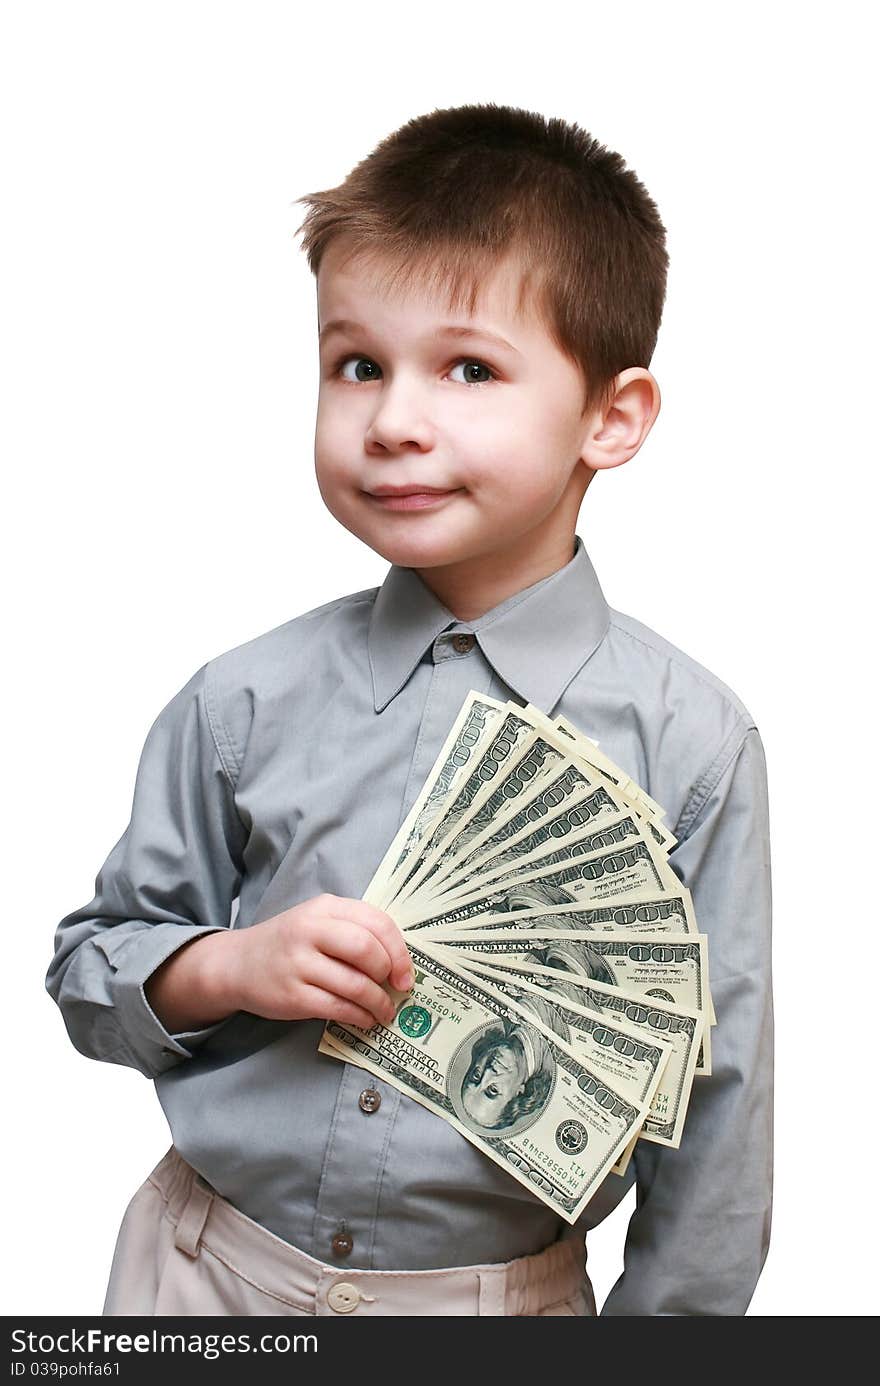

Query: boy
46;103;773;1316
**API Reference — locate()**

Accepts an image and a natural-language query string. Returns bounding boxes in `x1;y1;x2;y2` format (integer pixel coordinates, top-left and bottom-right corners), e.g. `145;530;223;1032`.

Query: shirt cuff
102;922;235;1076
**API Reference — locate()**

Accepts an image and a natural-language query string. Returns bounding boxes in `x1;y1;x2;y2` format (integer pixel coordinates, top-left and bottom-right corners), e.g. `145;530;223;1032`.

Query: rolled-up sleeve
45;662;248;1080
601;721;773;1315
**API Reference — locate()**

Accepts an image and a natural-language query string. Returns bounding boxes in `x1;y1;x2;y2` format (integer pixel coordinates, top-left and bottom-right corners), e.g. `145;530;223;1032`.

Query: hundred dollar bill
415;759;651;905
424;805;660;910
364;692;507;908
389;707;556;908
393;699;678;911
406;891;713;1029
411;941;675;1117
422;930;712;1073
426;945;704;1148
407;892;698;937
411;833;683;917
531;707;676;853
403;742;603;904
318;944;656;1224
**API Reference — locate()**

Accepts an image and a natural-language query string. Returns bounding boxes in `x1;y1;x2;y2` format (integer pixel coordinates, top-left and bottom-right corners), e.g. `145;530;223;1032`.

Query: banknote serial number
412;989;463;1025
524;1138;583;1186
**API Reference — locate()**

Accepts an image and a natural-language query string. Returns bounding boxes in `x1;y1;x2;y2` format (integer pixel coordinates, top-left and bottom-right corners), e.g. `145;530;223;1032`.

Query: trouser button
327;1282;360;1313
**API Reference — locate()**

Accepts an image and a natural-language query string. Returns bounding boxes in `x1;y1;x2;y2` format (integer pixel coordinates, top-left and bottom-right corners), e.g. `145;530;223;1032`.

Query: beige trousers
102;1146;597;1317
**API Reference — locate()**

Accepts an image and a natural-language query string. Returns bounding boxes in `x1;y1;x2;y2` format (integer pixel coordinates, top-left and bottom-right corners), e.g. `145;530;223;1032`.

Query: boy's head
294;104;666;599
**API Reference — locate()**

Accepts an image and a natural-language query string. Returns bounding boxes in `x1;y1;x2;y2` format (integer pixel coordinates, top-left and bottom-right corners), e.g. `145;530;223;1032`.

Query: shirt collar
367;533;611;715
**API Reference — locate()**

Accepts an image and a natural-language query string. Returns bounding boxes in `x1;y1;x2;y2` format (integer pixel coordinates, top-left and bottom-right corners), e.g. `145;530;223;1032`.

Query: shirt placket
310;624;496;1269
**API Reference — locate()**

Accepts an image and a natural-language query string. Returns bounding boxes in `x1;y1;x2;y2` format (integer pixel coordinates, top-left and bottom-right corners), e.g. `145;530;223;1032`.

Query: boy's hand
225;894;415;1030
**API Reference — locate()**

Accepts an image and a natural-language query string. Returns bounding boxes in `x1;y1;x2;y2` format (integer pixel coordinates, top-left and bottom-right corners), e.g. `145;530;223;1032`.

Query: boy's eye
448;359;495;385
334;355;496;386
338;356;382;383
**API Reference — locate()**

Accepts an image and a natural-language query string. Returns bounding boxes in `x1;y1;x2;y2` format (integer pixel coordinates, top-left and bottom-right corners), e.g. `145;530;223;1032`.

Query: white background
3;1;876;1317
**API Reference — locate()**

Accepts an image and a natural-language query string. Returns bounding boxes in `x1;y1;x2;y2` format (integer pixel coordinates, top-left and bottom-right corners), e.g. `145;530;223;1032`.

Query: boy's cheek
314;450;360;499
314;408;357;461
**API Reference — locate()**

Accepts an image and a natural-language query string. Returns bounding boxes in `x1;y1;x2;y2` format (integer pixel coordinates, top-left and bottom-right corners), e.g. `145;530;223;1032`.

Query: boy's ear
581;368;661;472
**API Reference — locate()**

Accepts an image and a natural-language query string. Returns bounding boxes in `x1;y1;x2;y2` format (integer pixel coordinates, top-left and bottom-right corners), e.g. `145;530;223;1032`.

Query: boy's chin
356;524;478;571
371;542;486;573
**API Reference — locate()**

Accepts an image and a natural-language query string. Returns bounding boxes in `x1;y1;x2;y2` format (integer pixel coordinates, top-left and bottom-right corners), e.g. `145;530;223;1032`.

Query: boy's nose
365;381;435;453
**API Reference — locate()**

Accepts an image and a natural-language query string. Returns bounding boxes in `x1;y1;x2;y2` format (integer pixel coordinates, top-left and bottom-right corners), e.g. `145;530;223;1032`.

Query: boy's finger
326;898;414;989
359;913;415;989
319;921;397;984
298;982;379;1032
308;956;398;1025
363;926;414;991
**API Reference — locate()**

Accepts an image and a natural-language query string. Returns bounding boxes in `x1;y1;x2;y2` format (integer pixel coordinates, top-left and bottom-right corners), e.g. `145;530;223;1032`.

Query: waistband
149;1146;592;1316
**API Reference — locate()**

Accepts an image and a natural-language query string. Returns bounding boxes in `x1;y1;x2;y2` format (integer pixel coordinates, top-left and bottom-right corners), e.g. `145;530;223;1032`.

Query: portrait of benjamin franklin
449;1018;555;1137
501;881;576;914
523;938;617;989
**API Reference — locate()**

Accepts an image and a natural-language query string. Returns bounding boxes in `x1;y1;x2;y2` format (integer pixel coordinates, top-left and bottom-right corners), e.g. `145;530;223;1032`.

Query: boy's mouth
366;486;463;510
369;482;457;496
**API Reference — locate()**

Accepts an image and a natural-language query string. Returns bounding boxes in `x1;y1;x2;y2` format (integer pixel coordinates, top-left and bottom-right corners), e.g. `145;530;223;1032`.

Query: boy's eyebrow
318;318;520;354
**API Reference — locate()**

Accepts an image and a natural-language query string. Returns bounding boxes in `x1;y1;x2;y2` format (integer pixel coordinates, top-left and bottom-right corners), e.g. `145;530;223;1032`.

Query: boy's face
314;240;602;577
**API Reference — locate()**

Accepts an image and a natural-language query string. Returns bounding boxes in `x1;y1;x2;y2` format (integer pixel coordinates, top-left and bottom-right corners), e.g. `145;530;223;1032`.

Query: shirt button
452;632;475;654
327;1281;361;1313
331;1231;354;1257
358;1088;381;1113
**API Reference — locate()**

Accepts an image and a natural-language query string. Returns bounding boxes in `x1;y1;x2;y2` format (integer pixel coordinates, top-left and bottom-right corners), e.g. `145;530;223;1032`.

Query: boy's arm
45;662;248;1080
600;721;773;1316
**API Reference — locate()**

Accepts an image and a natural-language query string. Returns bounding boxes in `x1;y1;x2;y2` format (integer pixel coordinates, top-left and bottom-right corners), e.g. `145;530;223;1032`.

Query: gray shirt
45;534;773;1315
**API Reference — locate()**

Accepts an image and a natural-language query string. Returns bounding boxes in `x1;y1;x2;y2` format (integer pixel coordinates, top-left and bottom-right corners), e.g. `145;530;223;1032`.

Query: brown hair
293;102;668;420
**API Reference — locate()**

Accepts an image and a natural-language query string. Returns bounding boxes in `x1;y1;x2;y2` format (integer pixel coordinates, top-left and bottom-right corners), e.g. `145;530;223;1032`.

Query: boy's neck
413;532;578;624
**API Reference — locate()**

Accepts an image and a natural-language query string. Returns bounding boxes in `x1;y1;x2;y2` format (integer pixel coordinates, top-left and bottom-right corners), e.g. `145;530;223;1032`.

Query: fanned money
318;692;715;1214
320;943;662;1223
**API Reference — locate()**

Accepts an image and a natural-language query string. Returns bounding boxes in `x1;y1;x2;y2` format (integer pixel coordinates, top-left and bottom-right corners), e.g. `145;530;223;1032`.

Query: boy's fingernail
402;969;415;988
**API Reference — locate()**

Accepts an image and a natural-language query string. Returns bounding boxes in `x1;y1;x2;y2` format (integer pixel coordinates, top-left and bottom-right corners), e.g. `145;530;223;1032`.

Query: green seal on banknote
397;1004;433;1038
